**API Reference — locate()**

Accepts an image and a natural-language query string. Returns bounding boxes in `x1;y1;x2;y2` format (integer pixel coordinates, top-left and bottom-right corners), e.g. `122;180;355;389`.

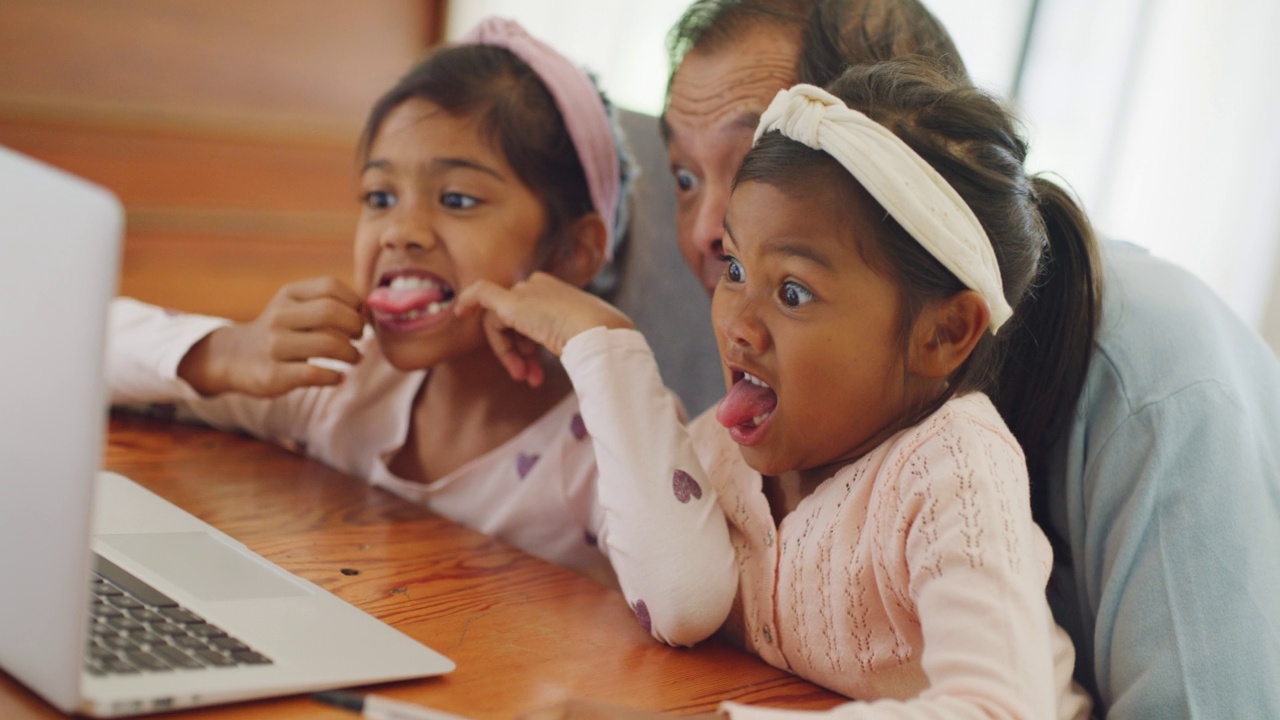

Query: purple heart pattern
516;452;540;479
570;413;588;441
672;469;702;503
632;599;651;633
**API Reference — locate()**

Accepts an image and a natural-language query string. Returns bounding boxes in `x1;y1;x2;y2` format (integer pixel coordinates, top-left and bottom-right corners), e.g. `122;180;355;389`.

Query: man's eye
363;190;395;209
441;192;479;210
723;256;744;283
779;281;814;307
673;168;698;193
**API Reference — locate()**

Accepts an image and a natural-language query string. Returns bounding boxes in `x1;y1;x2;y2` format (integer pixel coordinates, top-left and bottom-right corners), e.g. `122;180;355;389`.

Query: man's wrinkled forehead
661;26;800;144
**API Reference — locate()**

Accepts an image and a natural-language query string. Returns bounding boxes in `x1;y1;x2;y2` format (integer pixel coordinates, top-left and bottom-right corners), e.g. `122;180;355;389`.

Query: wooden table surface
1;411;843;719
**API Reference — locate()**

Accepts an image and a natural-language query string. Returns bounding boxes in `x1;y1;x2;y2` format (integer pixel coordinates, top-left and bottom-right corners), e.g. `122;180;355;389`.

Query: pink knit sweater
565;328;1092;720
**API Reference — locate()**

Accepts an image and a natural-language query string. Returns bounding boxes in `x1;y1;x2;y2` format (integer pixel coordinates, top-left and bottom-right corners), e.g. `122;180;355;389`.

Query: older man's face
663;23;800;296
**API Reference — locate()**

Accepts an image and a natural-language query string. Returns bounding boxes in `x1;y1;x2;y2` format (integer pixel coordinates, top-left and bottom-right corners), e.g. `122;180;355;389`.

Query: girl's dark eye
723;256;744;283
363;190;395;210
673;168;697;193
441;192;479;210
779;281;814;307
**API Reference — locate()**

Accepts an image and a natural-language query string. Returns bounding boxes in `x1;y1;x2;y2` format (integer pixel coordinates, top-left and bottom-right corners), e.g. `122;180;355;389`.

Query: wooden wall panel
0;0;438;132
0;0;446;321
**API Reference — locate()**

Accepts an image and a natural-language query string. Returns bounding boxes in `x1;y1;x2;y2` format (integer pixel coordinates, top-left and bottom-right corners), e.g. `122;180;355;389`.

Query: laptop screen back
0;145;123;713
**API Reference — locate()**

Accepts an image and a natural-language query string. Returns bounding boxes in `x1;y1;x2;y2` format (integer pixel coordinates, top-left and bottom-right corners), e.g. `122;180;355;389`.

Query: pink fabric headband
463;17;621;258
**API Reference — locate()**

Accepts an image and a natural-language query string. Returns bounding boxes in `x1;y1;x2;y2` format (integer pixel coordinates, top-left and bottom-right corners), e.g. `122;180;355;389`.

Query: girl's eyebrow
770;241;834;271
723;217;835;270
360;157;505;181
431;157;505;180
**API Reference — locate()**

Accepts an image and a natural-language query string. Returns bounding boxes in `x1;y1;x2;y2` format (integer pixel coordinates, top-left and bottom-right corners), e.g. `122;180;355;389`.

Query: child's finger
481;310;540;386
276;295;366;339
509;331;545;388
269;361;346;393
284;276;364;310
267;328;362;365
455;280;510;319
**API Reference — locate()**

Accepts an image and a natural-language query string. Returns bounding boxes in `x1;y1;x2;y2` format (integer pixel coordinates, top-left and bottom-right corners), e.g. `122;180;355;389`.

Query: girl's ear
544;212;609;287
908;290;990;379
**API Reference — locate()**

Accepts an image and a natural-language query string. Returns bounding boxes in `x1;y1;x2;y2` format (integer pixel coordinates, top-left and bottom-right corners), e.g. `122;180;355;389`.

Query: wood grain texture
0;414;845;719
0;0;435;124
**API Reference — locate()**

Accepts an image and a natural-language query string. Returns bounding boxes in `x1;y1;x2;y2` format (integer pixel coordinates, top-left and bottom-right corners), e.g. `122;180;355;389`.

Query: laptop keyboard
86;554;273;676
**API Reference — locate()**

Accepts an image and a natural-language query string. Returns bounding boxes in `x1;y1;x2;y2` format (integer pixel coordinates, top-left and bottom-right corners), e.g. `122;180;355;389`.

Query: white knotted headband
755;84;1013;332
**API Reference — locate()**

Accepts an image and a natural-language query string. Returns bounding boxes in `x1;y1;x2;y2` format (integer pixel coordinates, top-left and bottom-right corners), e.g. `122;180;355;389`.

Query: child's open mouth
365;269;457;332
716;371;778;445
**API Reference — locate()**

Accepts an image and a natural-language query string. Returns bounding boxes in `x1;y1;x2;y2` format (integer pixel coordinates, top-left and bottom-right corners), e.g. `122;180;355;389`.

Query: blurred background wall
0;0;445;320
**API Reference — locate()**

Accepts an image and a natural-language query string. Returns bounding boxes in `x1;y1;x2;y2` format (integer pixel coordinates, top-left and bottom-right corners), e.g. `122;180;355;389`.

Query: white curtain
445;0;693;115
1017;0;1280;352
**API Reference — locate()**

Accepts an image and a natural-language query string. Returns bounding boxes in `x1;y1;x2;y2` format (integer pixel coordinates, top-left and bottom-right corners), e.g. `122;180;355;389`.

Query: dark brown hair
797;0;966;85
359;44;632;293
735;58;1101;534
665;0;967;109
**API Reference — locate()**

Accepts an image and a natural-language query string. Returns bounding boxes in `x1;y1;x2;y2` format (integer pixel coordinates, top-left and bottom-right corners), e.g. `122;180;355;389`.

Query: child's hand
519;700;716;720
178;277;365;397
455;271;635;387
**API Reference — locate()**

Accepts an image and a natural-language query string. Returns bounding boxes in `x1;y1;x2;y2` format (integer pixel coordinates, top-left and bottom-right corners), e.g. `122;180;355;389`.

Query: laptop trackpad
99;532;311;601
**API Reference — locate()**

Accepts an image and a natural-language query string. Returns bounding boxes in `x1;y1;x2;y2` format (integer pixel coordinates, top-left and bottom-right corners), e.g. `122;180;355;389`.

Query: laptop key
187;623;227;638
151;645;203;670
159;607;204;624
230;650;272;665
100;659;141;675
91;604;123;619
127;630;167;646
105;617;144;632
209;637;248;652
127;608;167;623
171;635;208;650
150;622;187;636
193;649;238;667
105;595;145;610
124;651;173;672
98;635;139;652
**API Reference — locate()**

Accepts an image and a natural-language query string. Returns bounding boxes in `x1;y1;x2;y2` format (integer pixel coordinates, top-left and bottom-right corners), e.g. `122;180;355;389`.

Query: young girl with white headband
106;17;735;644
461;57;1096;718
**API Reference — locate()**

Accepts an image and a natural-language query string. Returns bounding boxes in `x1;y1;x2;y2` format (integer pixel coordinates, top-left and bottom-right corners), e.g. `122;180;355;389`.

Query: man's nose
691;187;729;262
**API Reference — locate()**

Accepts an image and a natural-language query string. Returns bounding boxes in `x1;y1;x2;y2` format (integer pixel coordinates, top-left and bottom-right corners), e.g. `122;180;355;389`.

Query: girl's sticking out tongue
716;373;778;430
365;272;455;320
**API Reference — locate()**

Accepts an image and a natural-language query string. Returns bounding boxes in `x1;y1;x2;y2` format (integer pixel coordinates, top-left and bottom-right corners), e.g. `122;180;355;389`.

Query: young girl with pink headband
462;57;1097;718
106;17;734;644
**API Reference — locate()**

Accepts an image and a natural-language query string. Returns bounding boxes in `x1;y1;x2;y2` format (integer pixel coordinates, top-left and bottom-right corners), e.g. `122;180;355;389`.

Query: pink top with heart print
105;297;737;648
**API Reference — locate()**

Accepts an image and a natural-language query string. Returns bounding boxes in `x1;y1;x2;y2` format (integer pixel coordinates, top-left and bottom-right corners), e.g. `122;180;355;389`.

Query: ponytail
994;178;1101;534
815;59;1104;541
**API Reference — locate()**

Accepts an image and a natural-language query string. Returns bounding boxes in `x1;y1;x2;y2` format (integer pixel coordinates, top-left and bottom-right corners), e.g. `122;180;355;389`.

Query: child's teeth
389;276;439;291
744;373;768;388
751;412;771;425
391;296;456;322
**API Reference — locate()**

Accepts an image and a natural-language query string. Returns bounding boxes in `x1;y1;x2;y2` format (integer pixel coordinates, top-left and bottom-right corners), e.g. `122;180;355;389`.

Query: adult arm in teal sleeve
1080;382;1280;718
1047;242;1280;719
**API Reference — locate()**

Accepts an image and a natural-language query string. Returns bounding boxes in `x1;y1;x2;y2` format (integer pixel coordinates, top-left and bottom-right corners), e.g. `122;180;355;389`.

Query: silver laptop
0;145;454;717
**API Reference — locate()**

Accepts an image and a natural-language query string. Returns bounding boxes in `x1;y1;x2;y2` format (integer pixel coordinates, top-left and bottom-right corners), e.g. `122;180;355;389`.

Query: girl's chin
374;330;492;373
735;445;787;478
